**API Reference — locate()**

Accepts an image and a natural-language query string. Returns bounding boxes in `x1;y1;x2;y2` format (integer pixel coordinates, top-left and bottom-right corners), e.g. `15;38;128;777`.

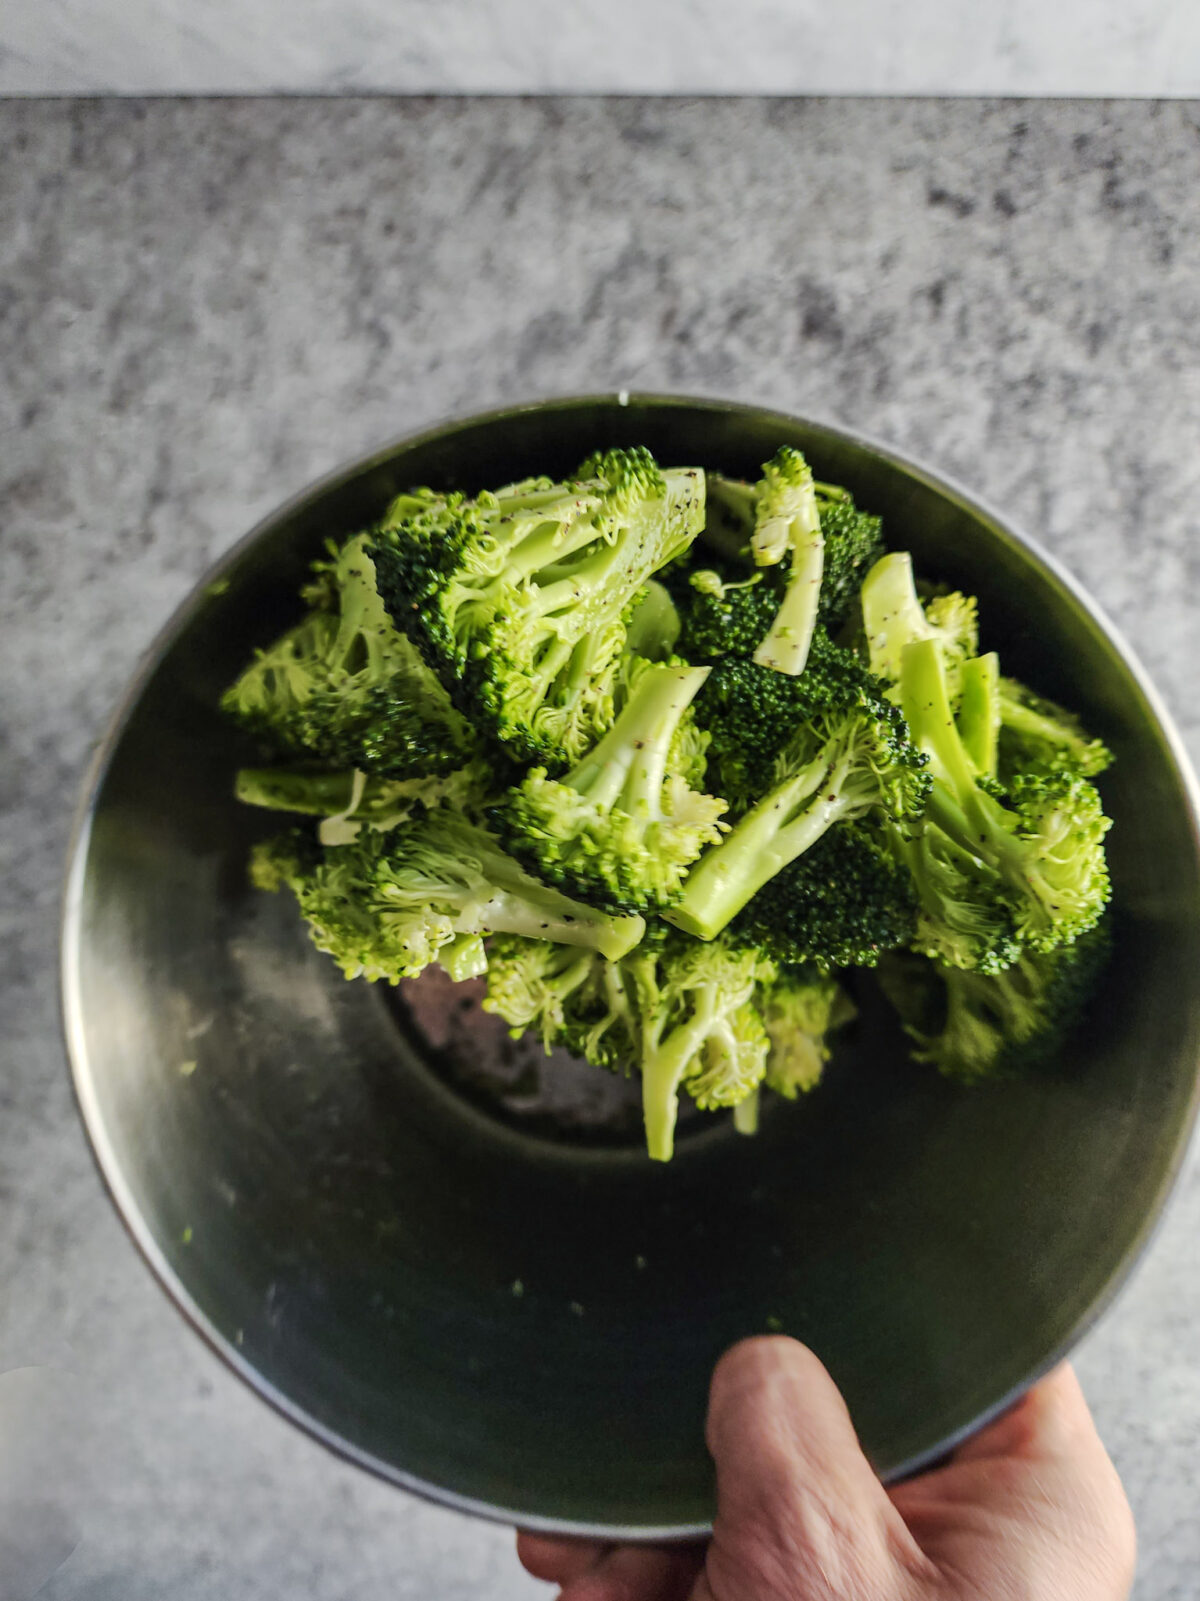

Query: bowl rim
60;389;1200;1541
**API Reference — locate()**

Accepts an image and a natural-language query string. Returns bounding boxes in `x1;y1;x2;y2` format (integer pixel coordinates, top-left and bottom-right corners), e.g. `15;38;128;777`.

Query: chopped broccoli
750;447;825;676
481;936;599;1051
900;637;1111;959
369;448;705;767
811;492;886;637
702;472;759;560
956;652;1001;777
763;970;857;1098
495;661;726;914
998;676;1113;781
233;760;491;844
732;821;918;971
625;580;682;661
252;811;646;986
879;920;1111;1082
222;534;474;776
669;561;782;663
860;551;978;691
670;638;930;941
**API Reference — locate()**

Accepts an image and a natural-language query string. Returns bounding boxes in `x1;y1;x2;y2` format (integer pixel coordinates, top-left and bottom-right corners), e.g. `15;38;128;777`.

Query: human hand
517;1337;1135;1600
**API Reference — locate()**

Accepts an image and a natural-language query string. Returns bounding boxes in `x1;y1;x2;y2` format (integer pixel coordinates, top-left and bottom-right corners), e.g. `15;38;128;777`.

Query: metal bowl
62;395;1200;1537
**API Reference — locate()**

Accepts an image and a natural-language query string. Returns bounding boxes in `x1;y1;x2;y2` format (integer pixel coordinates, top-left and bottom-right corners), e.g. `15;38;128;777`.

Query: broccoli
998;676;1113;781
495;661;726;914
623;932;776;1161
810;488;886;637
747;447;824;676
624;579;682;661
669;561;782;663
369;448;705;768
480;936;599;1051
899;637;1111;959
222;534;473;776
669;639;930;941
252;810;646;988
956;652;1001;777
233;759;490;845
762;970;856;1098
702;472;759;560
860;551;978;692
732;821;918;971
879;920;1111;1083
887;813;1022;975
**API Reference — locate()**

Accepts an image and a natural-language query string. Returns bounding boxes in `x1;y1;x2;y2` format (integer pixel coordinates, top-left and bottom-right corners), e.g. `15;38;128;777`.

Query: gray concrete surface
2;98;1198;1598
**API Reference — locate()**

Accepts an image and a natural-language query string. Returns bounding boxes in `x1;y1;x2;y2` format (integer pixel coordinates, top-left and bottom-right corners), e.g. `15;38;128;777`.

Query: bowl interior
64;397;1200;1534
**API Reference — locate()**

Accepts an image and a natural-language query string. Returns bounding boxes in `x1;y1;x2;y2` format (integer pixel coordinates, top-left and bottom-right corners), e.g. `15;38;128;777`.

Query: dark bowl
62;395;1200;1537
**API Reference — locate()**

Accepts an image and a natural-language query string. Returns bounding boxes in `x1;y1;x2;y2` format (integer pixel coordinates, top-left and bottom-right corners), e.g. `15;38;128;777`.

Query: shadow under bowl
62;394;1200;1537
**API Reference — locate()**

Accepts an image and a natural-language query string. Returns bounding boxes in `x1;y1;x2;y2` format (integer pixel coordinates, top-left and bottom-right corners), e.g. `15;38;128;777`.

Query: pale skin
518;1337;1135;1601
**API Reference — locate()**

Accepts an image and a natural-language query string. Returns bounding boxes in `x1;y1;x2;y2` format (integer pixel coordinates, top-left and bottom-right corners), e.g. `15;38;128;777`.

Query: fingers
517;1532;611;1583
704;1338;935;1597
516;1533;704;1600
950;1363;1099;1466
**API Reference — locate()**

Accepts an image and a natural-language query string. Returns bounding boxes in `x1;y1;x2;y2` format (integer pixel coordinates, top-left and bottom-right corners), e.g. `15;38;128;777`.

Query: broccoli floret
252;811;646;986
233;759;491;845
899;637;1111;959
495;662;726;914
621;932;776;1161
810;489;886;636
732;821;918;971
888;813;1022;975
762;969;856;1098
669;561;782;663
860;551;978;692
998;676;1113;781
369;449;705;768
670;639;930;941
693;631;851;811
879;920;1111;1083
748;447;824;676
222;534;473;777
481;935;600;1051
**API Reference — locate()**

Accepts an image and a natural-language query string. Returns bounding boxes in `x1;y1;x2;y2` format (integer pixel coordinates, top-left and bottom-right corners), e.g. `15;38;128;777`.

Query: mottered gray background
3;98;1199;1598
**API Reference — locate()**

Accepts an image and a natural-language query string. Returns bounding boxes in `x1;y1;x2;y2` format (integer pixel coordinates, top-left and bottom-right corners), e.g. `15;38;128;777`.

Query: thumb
702;1338;935;1601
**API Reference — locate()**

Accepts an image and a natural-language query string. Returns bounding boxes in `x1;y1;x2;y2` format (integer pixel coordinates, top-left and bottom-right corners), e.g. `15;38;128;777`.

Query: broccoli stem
898;638;980;801
957;653;1000;777
860;552;935;682
569;664;710;818
733;1087;760;1135
667;740;858;940
235;768;362;816
472;880;645;961
640;993;724;1162
752;530;825;676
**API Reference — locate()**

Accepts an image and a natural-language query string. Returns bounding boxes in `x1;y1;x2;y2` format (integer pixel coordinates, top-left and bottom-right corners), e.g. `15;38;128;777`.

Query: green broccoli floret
762;969;856;1098
622;932;776;1161
495;661;726;914
222;534;473;777
480;935;600;1051
879;920;1111;1083
810;489;886;637
860;551;978;693
670;639;930;941
887;813;1022;975
899;638;1111;960
369;449;705;768
669;561;782;663
233;759;491;844
252;811;646;987
998;676;1113;781
749;447;825;676
732;821;918;971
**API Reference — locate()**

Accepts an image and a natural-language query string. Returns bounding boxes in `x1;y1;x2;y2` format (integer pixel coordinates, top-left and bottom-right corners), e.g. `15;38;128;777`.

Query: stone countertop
4;0;1200;95
3;98;1198;1600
